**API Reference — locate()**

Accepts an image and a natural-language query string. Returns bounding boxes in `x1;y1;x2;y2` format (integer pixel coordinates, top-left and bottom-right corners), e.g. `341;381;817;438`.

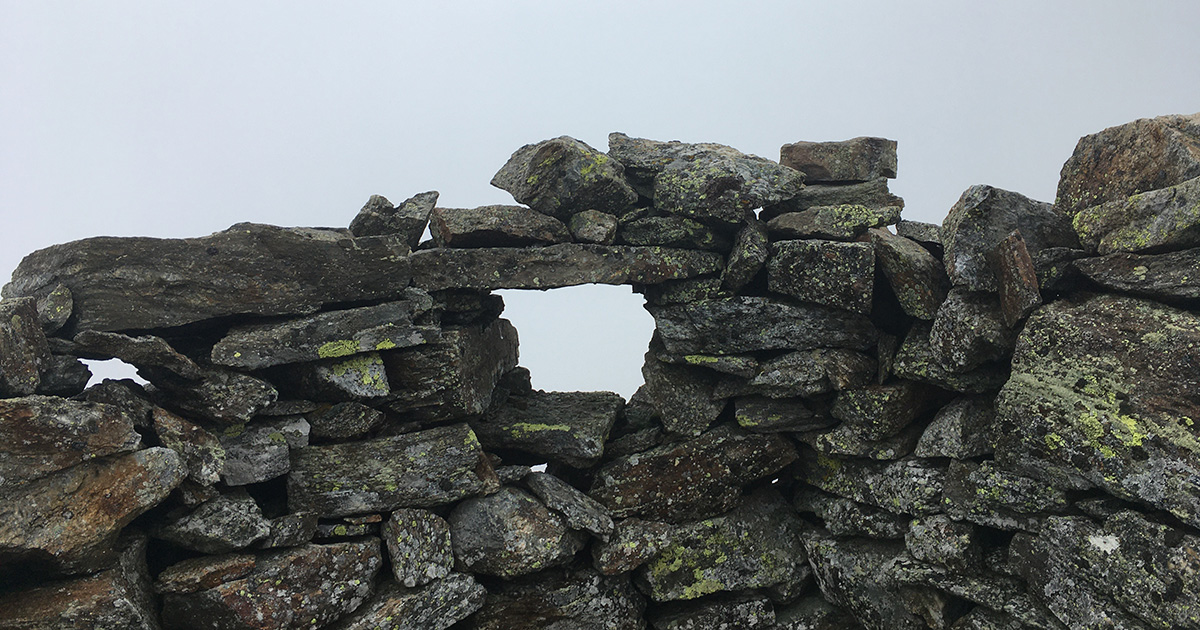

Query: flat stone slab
0;396;141;487
799;454;945;517
1073;175;1200;254
1073;247;1200;302
767;239;875;315
430;204;571;247
328;574;486;630
780;137;897;183
471;390;622;467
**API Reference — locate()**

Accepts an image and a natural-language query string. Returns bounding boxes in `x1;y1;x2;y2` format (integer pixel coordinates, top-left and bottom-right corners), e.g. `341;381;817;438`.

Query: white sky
2;1;1198;397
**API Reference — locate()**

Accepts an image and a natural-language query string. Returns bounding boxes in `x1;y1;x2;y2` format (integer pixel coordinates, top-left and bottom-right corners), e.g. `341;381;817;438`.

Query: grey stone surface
219;415;309;486
906;515;983;573
620;215;731;251
803;530;926;630
892;322;1010;394
767;239;875;315
569;209;619;244
34;283;72;334
831;381;941;440
799;454;945;517
305;401;386;442
793;489;910;539
491;135;639;219
154;406;224;485
382;508;453;588
448;486;585;577
871;227;949;320
650;595;776;629
746;349;876;399
524;471;615;540
762;177;903;221
282;351;393;402
349;191;438;247
640;355;724;436
145;366;279;425
73;329;203;379
328;574;486;630
734;396;834;433
767;205;901;241
0;395;141;488
1074;246;1200;302
721;218;769;291
929;289;1017;373
943;460;1068;532
154;553;258;595
472;389;622;467
914;396;996;459
1073;174;1200;255
153;490;272;554
780;137;897;182
468;566;647;630
0;297;49;397
592;518;674;576
430;204;572;247
993;230;1043;326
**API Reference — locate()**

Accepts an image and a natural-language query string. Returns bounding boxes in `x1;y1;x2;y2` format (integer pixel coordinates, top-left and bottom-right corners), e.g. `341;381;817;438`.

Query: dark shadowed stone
285;352;392;402
942;186;1079;292
525;471;615;541
906;515;983;573
382;508;452;588
467;566;646;630
154;407;224;485
768;240;875;315
0;535;160;630
35;354;92;396
929;289;1017;373
746;349;876;399
255;511;318;549
568;209;619;244
160;539;382;630
590;425;797;522
773;596;866;630
305;401;386;442
448;487;584;577
73;329;203;379
802;530;926;630
805;421;925;461
650;296;877;356
1073;247;1200;302
1033;246;1088;293
2;223;415;334
762;177;904;221
154;490;272;554
655;350;760;379
735;396;833;433
793;489;909;539
349;191;438;247
409;243;724;291
219;416;309;486
1073;174;1200;255
831;381;941;440
492;136;638;219
472;390;621;468
640;276;727;306
650;595;776;629
893;322;1009;394
780;137;897;183
433;289;505;326
144;367;278;425
316;517;379;540
799;453;945;516
895;220;943;252
0;297;48;396
943;460;1068;532
993;293;1200;527
288;423;498;518
430;204;572;247
767;205;901;241
592;518;673;576
950;607;1038;630
886;561;1067;630
0;447;184;575
914;396;996;459
640;356;724;436
211;297;440;370
328;574;486;630
155;553;258;595
721;218;769;292
992;230;1042;327
0;396;141;488
79;379;160;430
1055;112;1200;219
638;491;809;602
619;215;731;251
871;228;949;320
34;283;72;334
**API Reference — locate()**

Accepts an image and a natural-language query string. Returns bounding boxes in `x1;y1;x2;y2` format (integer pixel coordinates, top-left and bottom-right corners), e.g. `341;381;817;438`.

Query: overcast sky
2;1;1198;397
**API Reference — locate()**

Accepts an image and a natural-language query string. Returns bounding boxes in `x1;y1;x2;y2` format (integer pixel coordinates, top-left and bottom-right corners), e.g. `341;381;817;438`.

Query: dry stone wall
1;113;1199;629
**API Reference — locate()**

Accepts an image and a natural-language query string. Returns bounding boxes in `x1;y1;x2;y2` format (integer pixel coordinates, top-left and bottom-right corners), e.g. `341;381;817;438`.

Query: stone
773;596;866;630
762;177;904;221
0;447;184;575
154;407;225;485
0;535;160;630
1073;174;1200;255
255;511;319;549
895;220;944;253
592;518;674;575
767;205;901;241
780;137;898;183
153;490;272;554
871;228;950;320
81;378;158;429
929;289;1017;373
640;356;724;436
943;460;1069;532
34;283;72;334
35;354;92;396
448;486;585;577
641;276;727;306
619;215;731;251
906;515;983;573
942;185;1079;292
649;296;877;356
949;607;1032;630
992;231;1042;327
219;415;309;486
993;293;1200;527
316;518;378;540
746;349;876;399
893;322;1010;394
73;329;203;379
649;595;776;629
655;350;760;379
2;223;415;334
806;420;925;461
155;553;258;595
433;288;504;326
382;508;453;588
1073;247;1200;302
793;489;910;539
327;574;486;630
467;567;646;630
802;531;926;630
306;401;386;442
472;389;623;467
913;396;996;459
568;209;619;244
767;240;875;315
720;218;769;292
1033;246;1088;293
590;424;797;522
524;471;615;540
830;381;941;440
492;136;639;219
734;396;834;433
1055;112;1200;218
430;204;572;247
799;453;945;517
145;367;278;425
288;423;498;518
349;191;438;247
409;243;725;291
0;396;141;488
160;539;382;630
886;561;1067;630
211;298;440;370
285;352;392;401
638;491;809;602
0;297;49;396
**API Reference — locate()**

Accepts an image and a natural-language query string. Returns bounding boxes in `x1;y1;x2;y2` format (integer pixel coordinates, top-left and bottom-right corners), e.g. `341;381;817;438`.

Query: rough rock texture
382;508;453;588
871;228;949;320
492;136;639;219
800;454;945;517
525;471;615;540
640;356;724;436
467;567;647;630
780;137;898;183
0;396;141;487
328;574;486;630
1073;247;1200;302
0;297;49;396
992;230;1043;326
569;209;620;244
593;518;674;576
767;239;875;315
471;389;622;467
219;415;309;486
145;367;278;425
768;205;901;241
650;595;776;629
721;218;770;291
929;289;1018;373
153;407;224;485
619;215;730;251
762;177;903;221
431;204;572;247
803;531;926;630
1073;174;1200;254
153;490;272;554
448;487;585;577
349;191;438;247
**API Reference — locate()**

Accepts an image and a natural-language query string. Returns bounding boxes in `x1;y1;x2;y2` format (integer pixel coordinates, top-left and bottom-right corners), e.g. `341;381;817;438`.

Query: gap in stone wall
81;357;144;386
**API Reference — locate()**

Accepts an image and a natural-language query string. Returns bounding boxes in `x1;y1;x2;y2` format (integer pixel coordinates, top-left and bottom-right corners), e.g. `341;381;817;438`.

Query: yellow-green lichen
318;339;361;359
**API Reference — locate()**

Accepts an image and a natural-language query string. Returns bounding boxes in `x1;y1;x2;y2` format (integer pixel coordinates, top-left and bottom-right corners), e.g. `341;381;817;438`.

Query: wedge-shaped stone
448;487;584;577
592;518;673;576
73;329;203;379
288;423;498;518
306;401;386;442
929;289;1017;373
892;322;1009;394
802;530;926;630
0;297;49;396
153;490;271;554
328;574;486;630
773;596;865;630
1074;175;1200;255
0;447;184;575
1073;247;1200;302
284;352;392;402
906;515;983;574
914;396;996;459
219;416;308;486
746;349;876;399
143;366;278;425
154;553;257;595
943;460;1068;532
430;204;571;247
721;218;769;292
767;205;901;241
619;215;731;251
154;407;224;485
409;243;724;291
993;230;1043;326
768;240;875;315
871;227;949;320
640;355;724;436
568;209;619;244
804;421;925;461
468;566;646;630
383;508;453;588
994;293;1200;528
349;191;437;246
831;381;941;440
735;396;833;433
2;223;414;333
0;396;141;487
472;390;622;467
492;136;638;219
525;471;615;541
761;177;903;221
34;283;72;334
793;489;909;539
780;137;898;183
799;453;945;516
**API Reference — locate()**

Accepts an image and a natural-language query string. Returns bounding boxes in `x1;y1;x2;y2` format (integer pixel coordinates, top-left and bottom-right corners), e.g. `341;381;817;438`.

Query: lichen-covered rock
283;352;392;402
734;396;833;433
799;453;945;517
762;177;903;221
288;423;498;518
448;487;584;577
154;490;272;554
720;218;769;292
0;297;49;396
943;460;1068;532
793;489;910;539
492;136;639;219
913;396;995;459
805;420;925;461
256;511;318;549
993;293;1200;528
767;205;901;241
929;289;1018;373
305;401;386;442
349;191;438;247
382;508;453;588
887;560;1067;630
641;275;728;306
73;329;204;379
34;283;72;334
767;240;875;315
160;539;382;630
145;367;278;425
639;355;724;436
871;227;950;320
896;219;944;253
35;354;92;396
430;204;572;247
992;230;1043;327
780;137;898;183
649;595;776;629
219;415;309;486
525;471;614;541
328;574;486;630
0;396;141;488
892;322;1010;394
1072;174;1200;255
154;407;224;485
746;349;876;399
467;566;647;630
773;595;866;630
906;515;983;574
592;518;674;576
655;350;760;379
81;378;158;429
0;447;184;575
1074;248;1200;302
155;553;258;595
471;389;622;467
619;215;731;251
568;209;619;245
803;530;926;630
1055;112;1200;219
831;381;941;440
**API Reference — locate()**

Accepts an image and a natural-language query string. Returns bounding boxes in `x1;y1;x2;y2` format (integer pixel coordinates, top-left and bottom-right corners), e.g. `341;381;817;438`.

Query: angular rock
382;508;453;588
1073;174;1200;255
211;298;440;370
641;276;727;306
767;240;874;315
803;531;926;630
1073;247;1200;302
286;352;392;401
73;329;203;379
942;185;1079;292
650;296;877;355
871;228;949;320
154;407;224;485
467;566;646;630
774;596;866;630
831;381;941;440
887;562;1067;630
0;396;141;488
409;243;724;291
721;218;769;292
994;293;1200;527
430;204;572;247
349;191;437;246
806;420;925;461
155;553;258;595
255;511;319;549
35;354;92;396
448;486;584;577
328;574;486;630
0;297;49;396
492;136;638;219
3;223;415;333
735;396;833;433
619;215;731;251
590;425;797;522
949;607;1035;630
767;205;901;241
906;515;983;573
640;356;724;436
780;137;898;183
146;367;278;425
568;209;619;244
288;423;498;518
799;453;945;516
943;460;1068;532
650;595;776;629
154;490;272;554
592;518;674;576
793;489;910;539
219;415;309;486
34;283;72;334
893;322;1010;394
160;539;382;630
747;349;876;399
992;231;1042;326
525;471;615;540
656;350;760;379
1033;246;1088;293
1055;112;1200;218
316;517;379;540
306;401;386;442
929;289;1017;373
762;177;904;221
895;220;944;253
472;389;621;467
81;378;158;429
0;447;185;575
913;396;996;459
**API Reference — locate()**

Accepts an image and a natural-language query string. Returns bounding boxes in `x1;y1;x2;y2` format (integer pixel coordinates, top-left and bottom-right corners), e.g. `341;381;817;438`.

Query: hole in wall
82;358;146;386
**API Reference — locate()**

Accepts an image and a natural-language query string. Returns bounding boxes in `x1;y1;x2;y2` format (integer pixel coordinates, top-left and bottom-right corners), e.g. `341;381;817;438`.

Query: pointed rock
871;228;949;320
929;289;1018;373
768;205;901;241
734;396;833;433
219;416;309;486
746;349;876;399
349;191;438;246
992;230;1042;327
802;531;926;630
34;283;72;334
524;471;615;541
492;136;638;219
893;322;1009;394
153;490;272;554
913;396;996;459
306;401;386;442
640;355;724;436
154;407;224;485
830;381;941;440
144;366;278;425
73;330;203;379
721;218;770;292
619;215;731;251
